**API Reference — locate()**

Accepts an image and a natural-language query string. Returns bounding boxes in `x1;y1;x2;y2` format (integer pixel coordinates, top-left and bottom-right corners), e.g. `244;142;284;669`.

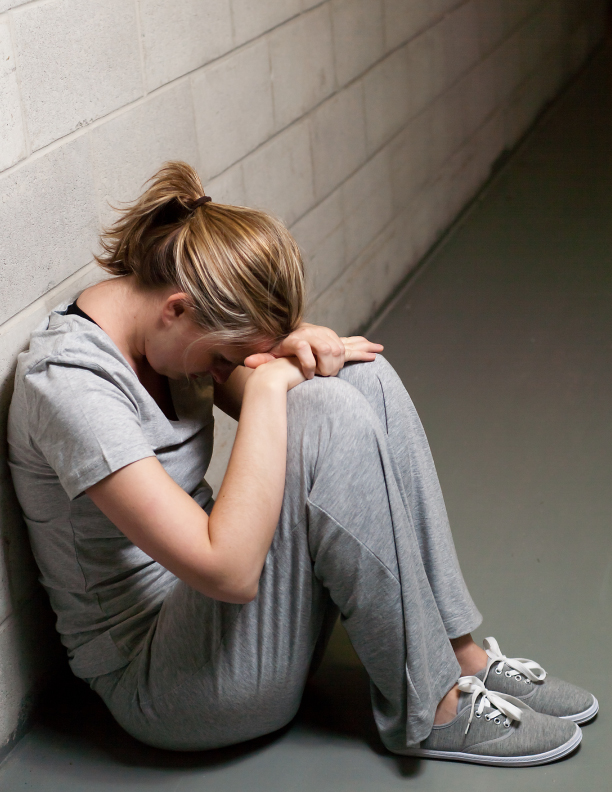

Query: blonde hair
95;161;305;345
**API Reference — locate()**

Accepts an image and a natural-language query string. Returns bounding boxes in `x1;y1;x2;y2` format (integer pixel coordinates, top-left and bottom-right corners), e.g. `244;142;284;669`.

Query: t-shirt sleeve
25;361;155;500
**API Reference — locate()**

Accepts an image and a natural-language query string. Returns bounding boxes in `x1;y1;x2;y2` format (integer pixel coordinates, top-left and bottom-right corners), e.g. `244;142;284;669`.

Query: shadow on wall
0;368;66;763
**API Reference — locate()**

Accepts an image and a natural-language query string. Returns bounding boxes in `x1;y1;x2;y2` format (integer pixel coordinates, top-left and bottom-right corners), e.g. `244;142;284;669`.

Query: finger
341;336;384;349
309;342;330;377
244;352;276;368
293;341;317;380
342;338;384;362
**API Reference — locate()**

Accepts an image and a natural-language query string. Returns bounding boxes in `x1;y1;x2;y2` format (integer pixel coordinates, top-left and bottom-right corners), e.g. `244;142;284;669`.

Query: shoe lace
458;676;525;735
483;636;547;684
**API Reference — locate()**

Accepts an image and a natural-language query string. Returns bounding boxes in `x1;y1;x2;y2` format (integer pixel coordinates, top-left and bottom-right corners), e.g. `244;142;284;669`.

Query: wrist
244;365;288;394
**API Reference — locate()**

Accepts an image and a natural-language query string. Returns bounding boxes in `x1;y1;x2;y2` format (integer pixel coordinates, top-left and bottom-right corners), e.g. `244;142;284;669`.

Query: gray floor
2;44;612;792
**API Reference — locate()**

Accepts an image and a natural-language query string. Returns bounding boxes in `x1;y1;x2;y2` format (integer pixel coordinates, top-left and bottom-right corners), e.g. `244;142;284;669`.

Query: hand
244;323;384;379
247;355;306;392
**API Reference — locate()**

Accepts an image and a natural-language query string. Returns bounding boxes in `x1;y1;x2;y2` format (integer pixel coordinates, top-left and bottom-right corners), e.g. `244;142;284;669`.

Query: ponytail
95;161;305;344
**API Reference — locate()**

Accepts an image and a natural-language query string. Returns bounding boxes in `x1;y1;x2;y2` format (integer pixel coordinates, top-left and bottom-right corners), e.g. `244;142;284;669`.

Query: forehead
203;336;276;363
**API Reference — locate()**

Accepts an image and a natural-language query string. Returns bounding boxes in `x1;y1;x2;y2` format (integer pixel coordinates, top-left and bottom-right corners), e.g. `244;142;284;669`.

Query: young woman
8;162;597;766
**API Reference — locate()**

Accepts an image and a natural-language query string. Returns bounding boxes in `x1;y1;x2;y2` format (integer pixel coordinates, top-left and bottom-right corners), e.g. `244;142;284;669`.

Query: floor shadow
32;619;426;779
34;666;292;771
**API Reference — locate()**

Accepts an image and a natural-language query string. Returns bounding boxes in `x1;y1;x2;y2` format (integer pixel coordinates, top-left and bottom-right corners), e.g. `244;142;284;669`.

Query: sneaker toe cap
530;675;595;719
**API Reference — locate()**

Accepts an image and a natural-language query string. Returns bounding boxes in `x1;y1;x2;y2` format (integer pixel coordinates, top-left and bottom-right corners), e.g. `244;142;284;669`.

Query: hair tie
191;195;212;210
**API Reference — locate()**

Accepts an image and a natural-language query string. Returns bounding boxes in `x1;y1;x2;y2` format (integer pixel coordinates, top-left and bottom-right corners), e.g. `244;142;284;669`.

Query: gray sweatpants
90;356;481;753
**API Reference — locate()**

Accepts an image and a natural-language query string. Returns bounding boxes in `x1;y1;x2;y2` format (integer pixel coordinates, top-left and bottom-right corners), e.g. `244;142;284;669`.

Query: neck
77;276;160;372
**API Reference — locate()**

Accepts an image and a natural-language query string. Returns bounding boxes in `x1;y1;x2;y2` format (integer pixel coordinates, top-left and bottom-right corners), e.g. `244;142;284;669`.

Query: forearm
208;371;288;599
213;366;253;420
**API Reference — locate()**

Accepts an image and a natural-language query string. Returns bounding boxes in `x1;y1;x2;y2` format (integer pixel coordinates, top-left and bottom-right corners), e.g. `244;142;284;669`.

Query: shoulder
11;304;142;435
16;303;130;381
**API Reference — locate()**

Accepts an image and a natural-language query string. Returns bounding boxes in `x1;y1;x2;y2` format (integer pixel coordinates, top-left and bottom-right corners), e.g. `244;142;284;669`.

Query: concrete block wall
0;0;607;755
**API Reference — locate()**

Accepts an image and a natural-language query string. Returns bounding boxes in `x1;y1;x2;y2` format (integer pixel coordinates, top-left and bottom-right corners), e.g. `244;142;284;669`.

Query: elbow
230;583;258;604
198;569;259;604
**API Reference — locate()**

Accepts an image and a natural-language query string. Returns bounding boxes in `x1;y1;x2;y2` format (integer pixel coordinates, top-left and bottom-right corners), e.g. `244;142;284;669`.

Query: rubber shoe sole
561;695;599;725
404;722;582;767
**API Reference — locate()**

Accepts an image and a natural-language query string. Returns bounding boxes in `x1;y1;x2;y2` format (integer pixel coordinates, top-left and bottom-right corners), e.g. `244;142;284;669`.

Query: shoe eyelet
494;718;501;725
525;679;531;684
515;675;521;682
495;668;503;675
504;722;511;728
475;713;481;718
505;671;512;677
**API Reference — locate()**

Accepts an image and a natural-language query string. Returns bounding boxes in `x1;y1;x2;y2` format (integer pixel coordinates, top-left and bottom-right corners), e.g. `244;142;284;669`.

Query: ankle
434;684;460;725
451;634;488;677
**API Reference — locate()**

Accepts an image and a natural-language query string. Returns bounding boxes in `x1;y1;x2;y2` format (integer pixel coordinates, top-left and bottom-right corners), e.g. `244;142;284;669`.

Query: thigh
93;515;331;751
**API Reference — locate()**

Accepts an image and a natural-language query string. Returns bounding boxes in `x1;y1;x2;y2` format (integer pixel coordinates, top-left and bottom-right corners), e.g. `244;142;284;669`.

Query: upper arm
86;457;250;603
27;362;154;500
213;366;253;420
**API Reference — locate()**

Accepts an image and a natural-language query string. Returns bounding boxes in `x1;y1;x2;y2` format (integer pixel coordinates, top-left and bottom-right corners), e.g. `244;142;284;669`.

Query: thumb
244;352;276;369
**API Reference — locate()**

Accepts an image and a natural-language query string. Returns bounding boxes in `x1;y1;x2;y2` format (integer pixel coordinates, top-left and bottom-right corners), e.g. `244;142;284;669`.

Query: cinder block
537;42;564;106
269;5;335;130
568;23;590;74
0;592;63;750
434;0;465;15
291;189;346;301
139;0;233;92
0;485;38;622
475;0;506;56
426;20;449;101
586;0;608;48
503;0;538;34
493;27;524;101
306;222;402;335
342;148;393;263
0;137;98;325
0;16;26;171
462;58;498;141
0;0;28;13
442;141;479;222
442;1;481;86
0;542;10;627
472;106;505;178
503;72;537;150
242;120;315;226
383;0;436;52
405;28;441;120
192;40;274;180
429;78;469;169
12;0;142;152
311;80;367;199
331;0;384;86
231;0;301;46
519;6;548;80
363;46;411;153
406;174;448;263
92;84;201;227
539;1;565;56
205;406;237;497
300;0;322;9
205;162;246;206
389;108;432;210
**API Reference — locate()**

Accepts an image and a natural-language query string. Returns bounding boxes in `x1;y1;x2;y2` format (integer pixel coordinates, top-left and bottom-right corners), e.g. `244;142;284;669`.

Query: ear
160;293;192;328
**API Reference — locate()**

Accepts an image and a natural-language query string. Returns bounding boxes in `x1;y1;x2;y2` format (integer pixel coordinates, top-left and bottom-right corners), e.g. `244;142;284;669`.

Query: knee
286;373;376;429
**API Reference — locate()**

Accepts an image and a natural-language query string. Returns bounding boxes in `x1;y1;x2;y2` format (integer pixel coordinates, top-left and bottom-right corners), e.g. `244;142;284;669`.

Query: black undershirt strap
65;301;100;327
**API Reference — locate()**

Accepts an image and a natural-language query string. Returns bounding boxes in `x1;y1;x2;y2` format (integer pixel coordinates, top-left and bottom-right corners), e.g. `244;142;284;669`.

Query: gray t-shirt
8;303;215;679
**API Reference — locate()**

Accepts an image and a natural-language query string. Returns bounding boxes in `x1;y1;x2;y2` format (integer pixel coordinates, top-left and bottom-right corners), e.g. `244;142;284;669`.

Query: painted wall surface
0;0;607;753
